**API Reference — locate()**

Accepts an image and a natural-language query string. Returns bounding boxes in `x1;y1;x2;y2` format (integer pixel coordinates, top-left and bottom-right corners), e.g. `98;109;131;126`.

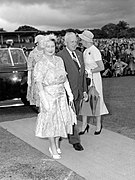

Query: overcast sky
0;0;135;32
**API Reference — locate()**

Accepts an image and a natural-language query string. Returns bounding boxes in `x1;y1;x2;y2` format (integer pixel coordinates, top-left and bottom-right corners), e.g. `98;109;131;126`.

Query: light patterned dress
34;55;77;138
26;47;43;106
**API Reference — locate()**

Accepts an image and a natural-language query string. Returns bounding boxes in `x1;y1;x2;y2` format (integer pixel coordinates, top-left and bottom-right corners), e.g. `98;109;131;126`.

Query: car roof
0;47;23;50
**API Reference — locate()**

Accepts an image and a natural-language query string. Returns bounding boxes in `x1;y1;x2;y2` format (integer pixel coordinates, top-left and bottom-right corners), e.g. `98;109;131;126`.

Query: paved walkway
1;117;135;180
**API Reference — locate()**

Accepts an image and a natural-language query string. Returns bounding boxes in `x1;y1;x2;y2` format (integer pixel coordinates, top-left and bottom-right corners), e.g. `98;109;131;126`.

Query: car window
10;49;26;64
0;49;12;66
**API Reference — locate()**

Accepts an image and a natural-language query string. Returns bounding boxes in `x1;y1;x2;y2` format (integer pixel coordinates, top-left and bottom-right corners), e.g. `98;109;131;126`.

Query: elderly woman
26;35;44;107
34;34;77;159
78;30;109;135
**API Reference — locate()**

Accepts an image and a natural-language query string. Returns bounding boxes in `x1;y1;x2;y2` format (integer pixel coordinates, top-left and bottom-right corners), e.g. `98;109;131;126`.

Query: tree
127;27;135;38
101;23;117;38
118;29;128;38
15;25;39;32
116;21;129;31
92;29;107;38
116;21;129;38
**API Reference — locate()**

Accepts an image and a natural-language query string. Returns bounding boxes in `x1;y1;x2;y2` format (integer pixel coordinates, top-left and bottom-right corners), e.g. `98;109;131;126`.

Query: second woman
78;30;109;135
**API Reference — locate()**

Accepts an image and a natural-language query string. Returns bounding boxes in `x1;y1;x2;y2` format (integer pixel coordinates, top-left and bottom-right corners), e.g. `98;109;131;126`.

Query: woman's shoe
94;125;102;135
79;124;90;135
49;147;61;160
57;148;62;154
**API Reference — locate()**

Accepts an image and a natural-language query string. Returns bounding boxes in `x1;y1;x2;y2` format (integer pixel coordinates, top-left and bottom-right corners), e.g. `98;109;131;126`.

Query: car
0;47;29;107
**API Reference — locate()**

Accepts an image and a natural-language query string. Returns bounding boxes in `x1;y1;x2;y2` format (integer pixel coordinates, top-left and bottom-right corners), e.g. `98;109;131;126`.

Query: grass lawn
95;75;135;139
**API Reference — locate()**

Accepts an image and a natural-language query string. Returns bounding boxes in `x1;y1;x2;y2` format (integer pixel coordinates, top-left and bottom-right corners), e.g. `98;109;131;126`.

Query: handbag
79;73;100;116
85;70;91;87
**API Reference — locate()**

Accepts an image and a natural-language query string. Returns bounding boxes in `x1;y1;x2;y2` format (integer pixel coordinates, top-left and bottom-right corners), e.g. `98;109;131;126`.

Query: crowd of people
95;38;135;77
24;34;135;78
26;30;109;159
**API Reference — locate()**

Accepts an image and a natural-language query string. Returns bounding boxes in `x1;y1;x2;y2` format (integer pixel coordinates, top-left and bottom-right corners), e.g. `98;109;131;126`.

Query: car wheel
30;105;39;114
21;93;30;106
20;80;30;106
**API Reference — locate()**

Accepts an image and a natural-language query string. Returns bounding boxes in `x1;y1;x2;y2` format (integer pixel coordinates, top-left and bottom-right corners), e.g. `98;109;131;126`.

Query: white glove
85;68;92;75
83;92;88;101
27;71;31;86
39;90;50;111
64;79;74;102
69;93;74;102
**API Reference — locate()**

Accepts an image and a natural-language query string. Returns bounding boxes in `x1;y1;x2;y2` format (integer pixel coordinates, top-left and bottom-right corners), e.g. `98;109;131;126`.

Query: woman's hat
78;30;94;42
34;35;44;43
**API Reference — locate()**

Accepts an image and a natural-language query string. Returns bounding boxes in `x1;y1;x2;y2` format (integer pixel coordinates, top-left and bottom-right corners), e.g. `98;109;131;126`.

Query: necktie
72;52;80;71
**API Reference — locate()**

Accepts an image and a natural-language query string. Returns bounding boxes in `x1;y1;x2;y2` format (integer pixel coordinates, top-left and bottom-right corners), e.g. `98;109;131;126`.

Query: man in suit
57;32;87;151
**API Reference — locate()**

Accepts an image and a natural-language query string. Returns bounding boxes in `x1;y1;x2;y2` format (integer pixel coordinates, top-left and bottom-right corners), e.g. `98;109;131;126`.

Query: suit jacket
57;48;87;100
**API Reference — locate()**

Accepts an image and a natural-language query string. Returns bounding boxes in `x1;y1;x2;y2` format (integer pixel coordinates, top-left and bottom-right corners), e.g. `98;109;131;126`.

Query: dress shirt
66;48;81;68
